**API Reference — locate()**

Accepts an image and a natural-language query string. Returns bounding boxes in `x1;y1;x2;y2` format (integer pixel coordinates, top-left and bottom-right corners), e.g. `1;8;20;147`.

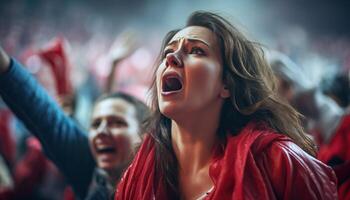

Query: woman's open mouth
161;72;183;95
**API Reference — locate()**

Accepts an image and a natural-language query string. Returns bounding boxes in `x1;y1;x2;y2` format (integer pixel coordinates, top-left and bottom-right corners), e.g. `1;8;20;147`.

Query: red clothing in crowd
115;122;338;200
0;110;16;166
38;37;72;96
318;113;350;200
0;110;51;200
0;137;49;200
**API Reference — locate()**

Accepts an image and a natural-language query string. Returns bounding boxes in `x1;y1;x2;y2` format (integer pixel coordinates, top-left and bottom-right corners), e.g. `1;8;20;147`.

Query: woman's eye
190;47;205;55
163;49;174;57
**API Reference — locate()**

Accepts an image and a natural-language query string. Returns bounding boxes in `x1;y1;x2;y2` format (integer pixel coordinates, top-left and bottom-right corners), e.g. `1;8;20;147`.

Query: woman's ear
220;84;230;98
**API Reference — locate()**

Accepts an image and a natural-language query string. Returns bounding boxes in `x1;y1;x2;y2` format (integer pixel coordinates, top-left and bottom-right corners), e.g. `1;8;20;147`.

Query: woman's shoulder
227;121;310;159
236;122;338;199
227;120;337;180
226;121;291;154
252;136;337;199
213;122;337;199
228;121;338;199
232;121;331;171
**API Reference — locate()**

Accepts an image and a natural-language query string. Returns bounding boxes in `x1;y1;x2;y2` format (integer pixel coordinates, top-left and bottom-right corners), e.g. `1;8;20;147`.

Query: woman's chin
160;107;190;123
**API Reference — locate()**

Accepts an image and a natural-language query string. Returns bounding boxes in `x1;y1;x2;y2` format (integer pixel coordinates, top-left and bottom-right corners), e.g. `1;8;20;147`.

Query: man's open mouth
162;73;183;93
96;146;117;154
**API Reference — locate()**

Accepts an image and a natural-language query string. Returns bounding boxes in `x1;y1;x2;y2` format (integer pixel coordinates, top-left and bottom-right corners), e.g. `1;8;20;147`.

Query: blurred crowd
0;1;349;200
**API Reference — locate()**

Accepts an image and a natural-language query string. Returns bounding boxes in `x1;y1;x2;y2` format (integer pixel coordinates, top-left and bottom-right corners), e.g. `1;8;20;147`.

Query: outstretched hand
0;46;10;74
107;31;138;65
104;31;138;94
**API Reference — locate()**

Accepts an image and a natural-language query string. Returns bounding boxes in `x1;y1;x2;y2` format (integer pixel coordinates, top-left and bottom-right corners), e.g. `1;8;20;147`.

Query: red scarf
116;122;337;200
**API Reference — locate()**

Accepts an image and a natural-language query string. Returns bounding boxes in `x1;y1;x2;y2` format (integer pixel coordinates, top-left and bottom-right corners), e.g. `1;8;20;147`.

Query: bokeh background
1;0;350;87
1;1;350;199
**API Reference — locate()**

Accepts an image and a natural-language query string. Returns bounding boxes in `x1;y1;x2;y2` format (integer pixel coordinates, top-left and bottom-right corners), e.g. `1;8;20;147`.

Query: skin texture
157;26;229;122
156;26;230;200
89;98;140;175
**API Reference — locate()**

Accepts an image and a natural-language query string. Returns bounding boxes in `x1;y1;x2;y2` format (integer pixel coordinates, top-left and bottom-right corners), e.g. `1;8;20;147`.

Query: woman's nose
166;52;183;68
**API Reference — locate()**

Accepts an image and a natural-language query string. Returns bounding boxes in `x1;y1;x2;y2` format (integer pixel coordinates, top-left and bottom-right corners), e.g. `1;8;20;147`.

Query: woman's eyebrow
187;38;210;47
166;37;210;48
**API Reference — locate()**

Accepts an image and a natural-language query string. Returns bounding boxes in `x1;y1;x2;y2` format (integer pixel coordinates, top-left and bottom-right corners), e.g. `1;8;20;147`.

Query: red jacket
318;113;350;200
115;122;338;200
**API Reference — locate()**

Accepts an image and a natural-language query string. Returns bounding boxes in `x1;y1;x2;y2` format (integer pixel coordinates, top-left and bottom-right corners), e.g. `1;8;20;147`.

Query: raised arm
104;31;138;94
0;47;95;199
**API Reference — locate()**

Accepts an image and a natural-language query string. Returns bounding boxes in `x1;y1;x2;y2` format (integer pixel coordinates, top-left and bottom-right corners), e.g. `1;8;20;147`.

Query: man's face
89;98;140;172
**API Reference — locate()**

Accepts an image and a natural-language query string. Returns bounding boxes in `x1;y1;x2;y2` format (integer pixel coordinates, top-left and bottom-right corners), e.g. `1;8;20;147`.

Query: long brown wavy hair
145;11;316;198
